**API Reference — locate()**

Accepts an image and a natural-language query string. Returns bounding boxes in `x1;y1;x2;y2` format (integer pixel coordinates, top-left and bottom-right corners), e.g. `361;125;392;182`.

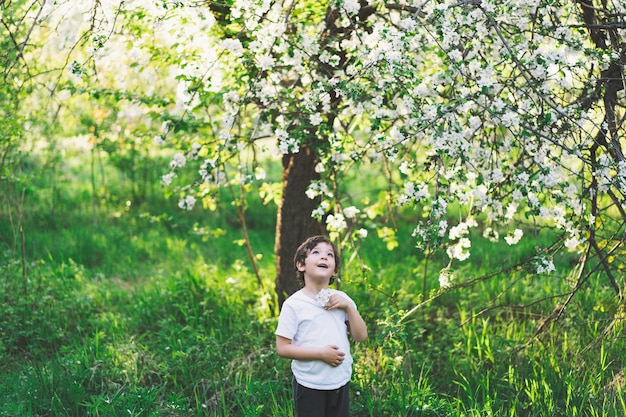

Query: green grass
1;155;626;416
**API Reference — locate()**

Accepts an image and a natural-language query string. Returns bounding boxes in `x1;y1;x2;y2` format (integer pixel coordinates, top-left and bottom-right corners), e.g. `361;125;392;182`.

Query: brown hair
293;235;340;287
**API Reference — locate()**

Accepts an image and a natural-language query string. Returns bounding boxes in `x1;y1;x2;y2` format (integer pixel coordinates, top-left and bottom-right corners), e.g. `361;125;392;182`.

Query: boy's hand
325;294;352;311
319;344;345;367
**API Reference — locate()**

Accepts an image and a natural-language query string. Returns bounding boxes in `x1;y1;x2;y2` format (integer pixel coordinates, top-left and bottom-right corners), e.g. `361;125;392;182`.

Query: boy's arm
276;335;346;367
326;294;368;342
345;306;368;342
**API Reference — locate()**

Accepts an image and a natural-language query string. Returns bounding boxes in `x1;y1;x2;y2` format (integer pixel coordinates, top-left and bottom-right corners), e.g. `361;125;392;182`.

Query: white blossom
255;167;266;180
170;153;186;169
504;229;523;245
343;206;360;218
511;189;524;202
341;0;361;14
438;220;448;237
276;129;300;154
439;269;454;288
161;172;176;186
310;113;323;126
447;238;471;261
505;202;518;220
326;213;347;231
535;256;555;274
398;181;430;205
483;227;499;242
190;142;201;156
448;218;477;240
178;195;196;210
432;198;448;217
527;193;540;208
312;202;330;219
257;55;275;71
564;236;582;251
221;38;244;56
315;288;332;307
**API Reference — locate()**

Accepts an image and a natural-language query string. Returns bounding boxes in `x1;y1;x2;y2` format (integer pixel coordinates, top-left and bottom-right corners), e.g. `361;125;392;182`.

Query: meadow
1;151;625;416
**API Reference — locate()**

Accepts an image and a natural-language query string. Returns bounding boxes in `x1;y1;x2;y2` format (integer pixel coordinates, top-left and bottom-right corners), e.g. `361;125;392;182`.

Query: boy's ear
296;261;305;272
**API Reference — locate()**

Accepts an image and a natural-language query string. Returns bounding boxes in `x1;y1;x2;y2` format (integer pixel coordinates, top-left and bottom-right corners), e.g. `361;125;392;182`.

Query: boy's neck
302;282;329;297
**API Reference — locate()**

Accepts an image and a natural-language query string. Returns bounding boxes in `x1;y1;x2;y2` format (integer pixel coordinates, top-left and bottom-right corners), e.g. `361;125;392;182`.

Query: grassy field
1;153;625;416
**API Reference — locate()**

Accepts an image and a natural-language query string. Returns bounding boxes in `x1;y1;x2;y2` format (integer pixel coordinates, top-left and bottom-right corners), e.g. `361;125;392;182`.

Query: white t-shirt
276;289;356;390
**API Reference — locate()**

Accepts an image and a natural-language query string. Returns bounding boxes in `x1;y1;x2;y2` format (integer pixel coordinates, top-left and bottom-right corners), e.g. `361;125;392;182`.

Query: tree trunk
274;145;324;307
273;0;369;308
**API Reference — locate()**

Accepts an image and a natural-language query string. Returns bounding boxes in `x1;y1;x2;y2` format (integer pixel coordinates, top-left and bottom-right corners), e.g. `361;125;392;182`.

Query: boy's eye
310;248;334;258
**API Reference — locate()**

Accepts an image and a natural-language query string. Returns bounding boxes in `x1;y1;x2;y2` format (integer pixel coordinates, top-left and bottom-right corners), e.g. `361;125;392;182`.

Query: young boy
276;235;368;417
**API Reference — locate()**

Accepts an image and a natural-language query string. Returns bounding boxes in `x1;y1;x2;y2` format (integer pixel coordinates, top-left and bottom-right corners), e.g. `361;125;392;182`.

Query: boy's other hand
320;344;345;367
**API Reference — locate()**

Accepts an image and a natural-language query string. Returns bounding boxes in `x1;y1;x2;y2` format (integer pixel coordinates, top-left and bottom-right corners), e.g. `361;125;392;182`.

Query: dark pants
292;378;350;417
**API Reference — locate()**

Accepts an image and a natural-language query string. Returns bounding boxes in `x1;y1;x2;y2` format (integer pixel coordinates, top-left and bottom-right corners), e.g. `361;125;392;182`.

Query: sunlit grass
1;158;625;416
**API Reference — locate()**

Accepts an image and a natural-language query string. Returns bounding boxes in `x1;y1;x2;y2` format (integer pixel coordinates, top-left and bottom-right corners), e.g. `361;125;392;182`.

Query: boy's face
297;242;336;283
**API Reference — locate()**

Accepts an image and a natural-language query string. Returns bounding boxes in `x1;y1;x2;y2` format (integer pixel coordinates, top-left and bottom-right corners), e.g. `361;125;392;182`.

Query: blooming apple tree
9;0;626;324
143;0;626;317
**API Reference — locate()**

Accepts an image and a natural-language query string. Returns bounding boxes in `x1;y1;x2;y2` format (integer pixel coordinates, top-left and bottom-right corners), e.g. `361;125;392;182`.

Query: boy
276;235;368;417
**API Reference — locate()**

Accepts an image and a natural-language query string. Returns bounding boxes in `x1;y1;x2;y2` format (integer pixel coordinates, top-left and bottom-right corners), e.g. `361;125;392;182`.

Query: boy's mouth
317;263;329;269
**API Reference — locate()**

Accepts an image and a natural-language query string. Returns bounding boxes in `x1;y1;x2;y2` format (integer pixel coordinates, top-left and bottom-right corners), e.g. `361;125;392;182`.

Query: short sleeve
276;302;297;340
339;290;356;321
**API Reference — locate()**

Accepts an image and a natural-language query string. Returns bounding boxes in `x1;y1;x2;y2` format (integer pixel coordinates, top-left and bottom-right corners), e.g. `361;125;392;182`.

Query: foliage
3;0;626;327
2;0;626;415
126;0;626;303
1;178;626;415
8;0;621;332
0;153;623;415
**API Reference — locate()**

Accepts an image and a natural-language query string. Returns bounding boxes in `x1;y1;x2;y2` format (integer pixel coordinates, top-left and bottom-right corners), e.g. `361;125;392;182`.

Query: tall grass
1;153;625;416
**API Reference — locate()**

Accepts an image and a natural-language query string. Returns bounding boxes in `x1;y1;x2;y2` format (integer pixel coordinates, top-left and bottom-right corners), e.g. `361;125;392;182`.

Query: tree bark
274;145;324;307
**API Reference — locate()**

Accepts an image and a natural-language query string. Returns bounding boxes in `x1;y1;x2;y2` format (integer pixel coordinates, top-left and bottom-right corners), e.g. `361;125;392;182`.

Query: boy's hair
293;235;340;287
